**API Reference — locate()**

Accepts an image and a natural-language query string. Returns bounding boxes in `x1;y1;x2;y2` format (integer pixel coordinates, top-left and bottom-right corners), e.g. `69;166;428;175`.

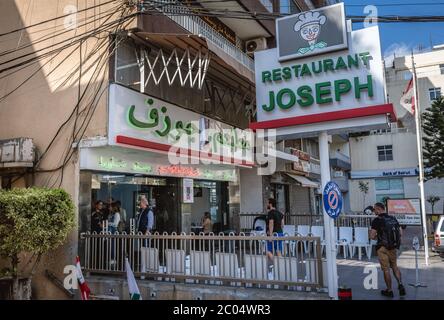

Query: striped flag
125;258;141;300
75;256;91;300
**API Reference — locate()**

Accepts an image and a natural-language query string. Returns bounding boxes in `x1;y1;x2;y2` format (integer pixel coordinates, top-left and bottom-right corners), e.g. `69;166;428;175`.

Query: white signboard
252;26;393;134
183;178;194;203
108;84;254;166
351;168;419;179
387;198;421;226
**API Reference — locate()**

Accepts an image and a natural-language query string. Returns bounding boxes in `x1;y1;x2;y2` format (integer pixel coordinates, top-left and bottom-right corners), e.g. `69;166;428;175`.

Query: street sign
323;181;343;219
412;236;420;251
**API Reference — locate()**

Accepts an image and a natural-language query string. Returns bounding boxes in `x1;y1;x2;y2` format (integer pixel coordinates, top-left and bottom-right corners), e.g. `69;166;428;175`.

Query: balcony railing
81;232;324;291
329;151;350;164
149;0;255;73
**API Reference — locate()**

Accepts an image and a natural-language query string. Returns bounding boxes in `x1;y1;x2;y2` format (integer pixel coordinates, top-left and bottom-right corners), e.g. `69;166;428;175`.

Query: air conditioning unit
246;37;267;55
0;138;35;168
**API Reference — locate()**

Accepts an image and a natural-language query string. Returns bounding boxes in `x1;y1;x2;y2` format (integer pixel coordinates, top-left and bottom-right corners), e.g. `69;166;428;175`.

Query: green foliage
0;188;75;262
358;181;369;194
423;97;444;180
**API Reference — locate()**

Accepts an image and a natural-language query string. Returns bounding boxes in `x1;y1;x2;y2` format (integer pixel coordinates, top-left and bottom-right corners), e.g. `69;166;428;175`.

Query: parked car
432;216;444;258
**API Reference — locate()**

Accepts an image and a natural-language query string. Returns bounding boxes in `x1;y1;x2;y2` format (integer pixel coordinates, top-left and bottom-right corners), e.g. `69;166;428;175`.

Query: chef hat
294;11;326;32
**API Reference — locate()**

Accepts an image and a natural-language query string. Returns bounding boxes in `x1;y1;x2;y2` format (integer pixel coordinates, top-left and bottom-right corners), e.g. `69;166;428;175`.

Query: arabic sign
387;198;421;226
277;3;348;61
108;84;254;165
79;147;237;182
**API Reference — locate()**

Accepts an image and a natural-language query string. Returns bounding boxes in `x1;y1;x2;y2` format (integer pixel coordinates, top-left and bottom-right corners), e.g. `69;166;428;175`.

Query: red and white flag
75;256;91;300
400;78;415;114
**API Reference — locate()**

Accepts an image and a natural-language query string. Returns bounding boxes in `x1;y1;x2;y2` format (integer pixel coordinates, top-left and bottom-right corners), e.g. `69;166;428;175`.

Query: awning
285;173;320;188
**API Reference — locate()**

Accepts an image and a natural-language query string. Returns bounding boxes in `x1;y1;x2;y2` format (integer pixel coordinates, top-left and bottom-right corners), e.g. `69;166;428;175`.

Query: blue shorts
267;233;284;253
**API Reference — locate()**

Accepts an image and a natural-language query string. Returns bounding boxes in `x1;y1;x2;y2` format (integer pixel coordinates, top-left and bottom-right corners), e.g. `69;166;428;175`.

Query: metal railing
81;232;324;290
149;0;255;72
329;151;350;164
237;213;373;231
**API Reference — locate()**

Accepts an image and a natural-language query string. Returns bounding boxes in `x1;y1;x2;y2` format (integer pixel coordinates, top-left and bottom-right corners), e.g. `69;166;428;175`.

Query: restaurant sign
250;3;394;135
108;84;254;166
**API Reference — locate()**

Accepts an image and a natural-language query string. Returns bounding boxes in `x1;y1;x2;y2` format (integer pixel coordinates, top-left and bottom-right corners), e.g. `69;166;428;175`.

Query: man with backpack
370;202;406;298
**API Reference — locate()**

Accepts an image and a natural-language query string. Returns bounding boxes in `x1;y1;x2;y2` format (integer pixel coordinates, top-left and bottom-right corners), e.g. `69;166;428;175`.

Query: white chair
190;250;211;276
244;254;268;287
273;256;299;283
283;225;296;236
297;225;311;252
350;227;372;260
165;249;186;275
337;227;353;259
215;252;240;286
310;226;326;255
141;247;159;273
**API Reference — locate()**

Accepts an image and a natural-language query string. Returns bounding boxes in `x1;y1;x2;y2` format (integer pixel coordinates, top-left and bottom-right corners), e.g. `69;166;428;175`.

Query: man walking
370;202;406;297
266;198;284;266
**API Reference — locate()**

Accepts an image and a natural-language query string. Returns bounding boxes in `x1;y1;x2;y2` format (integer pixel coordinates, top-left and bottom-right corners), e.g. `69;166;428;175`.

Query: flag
125;258;141;300
75;256;91;300
400;78;415;114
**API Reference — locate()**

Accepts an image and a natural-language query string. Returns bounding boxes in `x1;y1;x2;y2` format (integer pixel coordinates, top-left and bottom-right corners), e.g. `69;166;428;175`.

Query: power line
0;0;118;38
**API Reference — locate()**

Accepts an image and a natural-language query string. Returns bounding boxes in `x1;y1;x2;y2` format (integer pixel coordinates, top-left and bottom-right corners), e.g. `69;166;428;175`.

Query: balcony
148;1;255;74
329;151;351;171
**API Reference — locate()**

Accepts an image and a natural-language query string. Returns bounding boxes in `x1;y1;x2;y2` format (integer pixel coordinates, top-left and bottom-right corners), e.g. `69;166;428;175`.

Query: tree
427;196;440;214
0;188;75;299
423;97;444;179
358;181;369;209
422;96;444;214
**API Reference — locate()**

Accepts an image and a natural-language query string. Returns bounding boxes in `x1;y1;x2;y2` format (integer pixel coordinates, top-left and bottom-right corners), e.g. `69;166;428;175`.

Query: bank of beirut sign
108;83;254;166
350;168;419;179
251;4;395;134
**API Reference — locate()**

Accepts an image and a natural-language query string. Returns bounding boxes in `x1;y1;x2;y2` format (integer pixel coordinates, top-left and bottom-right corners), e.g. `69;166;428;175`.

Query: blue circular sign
323;181;343;219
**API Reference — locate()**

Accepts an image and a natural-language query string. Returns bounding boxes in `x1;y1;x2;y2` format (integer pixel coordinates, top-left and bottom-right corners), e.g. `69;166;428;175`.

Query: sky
343;0;444;63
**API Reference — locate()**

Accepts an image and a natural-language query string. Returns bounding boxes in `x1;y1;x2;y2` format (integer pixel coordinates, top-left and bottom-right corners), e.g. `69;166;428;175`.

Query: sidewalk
336;227;444;300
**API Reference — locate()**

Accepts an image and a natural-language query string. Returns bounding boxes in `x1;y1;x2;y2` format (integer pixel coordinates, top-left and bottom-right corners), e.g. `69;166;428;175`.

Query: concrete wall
240;168;264;214
86;276;328;300
0;0;136;299
349;131;418;171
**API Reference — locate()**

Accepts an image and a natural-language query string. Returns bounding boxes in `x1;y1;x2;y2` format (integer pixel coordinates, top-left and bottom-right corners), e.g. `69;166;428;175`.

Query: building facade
0;0;332;299
349;46;444;219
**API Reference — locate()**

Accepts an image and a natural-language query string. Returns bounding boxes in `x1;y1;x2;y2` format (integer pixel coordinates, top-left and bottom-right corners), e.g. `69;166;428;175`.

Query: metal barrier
80;232;324;291
238;213;373;231
152;0;255;72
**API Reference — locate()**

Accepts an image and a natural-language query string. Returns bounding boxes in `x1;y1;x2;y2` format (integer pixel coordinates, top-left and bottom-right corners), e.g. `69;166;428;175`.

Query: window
440;64;444;75
429;87;442;101
279;0;301;14
404;71;412;81
377;145;393;161
375;178;404;203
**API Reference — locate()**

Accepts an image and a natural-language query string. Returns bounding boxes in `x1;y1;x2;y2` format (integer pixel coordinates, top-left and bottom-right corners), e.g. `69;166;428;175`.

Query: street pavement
336;226;444;300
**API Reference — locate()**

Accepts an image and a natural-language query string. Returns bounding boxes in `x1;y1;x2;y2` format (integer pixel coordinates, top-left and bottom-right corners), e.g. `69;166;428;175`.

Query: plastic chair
337;227;353;259
350;227;372;260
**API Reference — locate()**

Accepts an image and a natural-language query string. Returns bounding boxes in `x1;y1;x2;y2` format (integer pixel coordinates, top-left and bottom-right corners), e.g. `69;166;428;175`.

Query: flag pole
411;52;429;266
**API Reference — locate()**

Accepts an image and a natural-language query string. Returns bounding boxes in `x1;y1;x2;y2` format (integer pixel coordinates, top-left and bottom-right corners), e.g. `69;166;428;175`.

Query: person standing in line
91;200;104;233
370;202;406;298
202;212;212;235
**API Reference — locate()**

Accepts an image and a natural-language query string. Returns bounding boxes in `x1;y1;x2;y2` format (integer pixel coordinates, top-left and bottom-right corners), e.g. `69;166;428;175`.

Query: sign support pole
319;131;338;299
411;53;429;266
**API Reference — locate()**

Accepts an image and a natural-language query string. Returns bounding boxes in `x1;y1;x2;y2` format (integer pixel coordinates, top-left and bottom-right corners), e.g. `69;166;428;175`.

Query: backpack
380;215;401;249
